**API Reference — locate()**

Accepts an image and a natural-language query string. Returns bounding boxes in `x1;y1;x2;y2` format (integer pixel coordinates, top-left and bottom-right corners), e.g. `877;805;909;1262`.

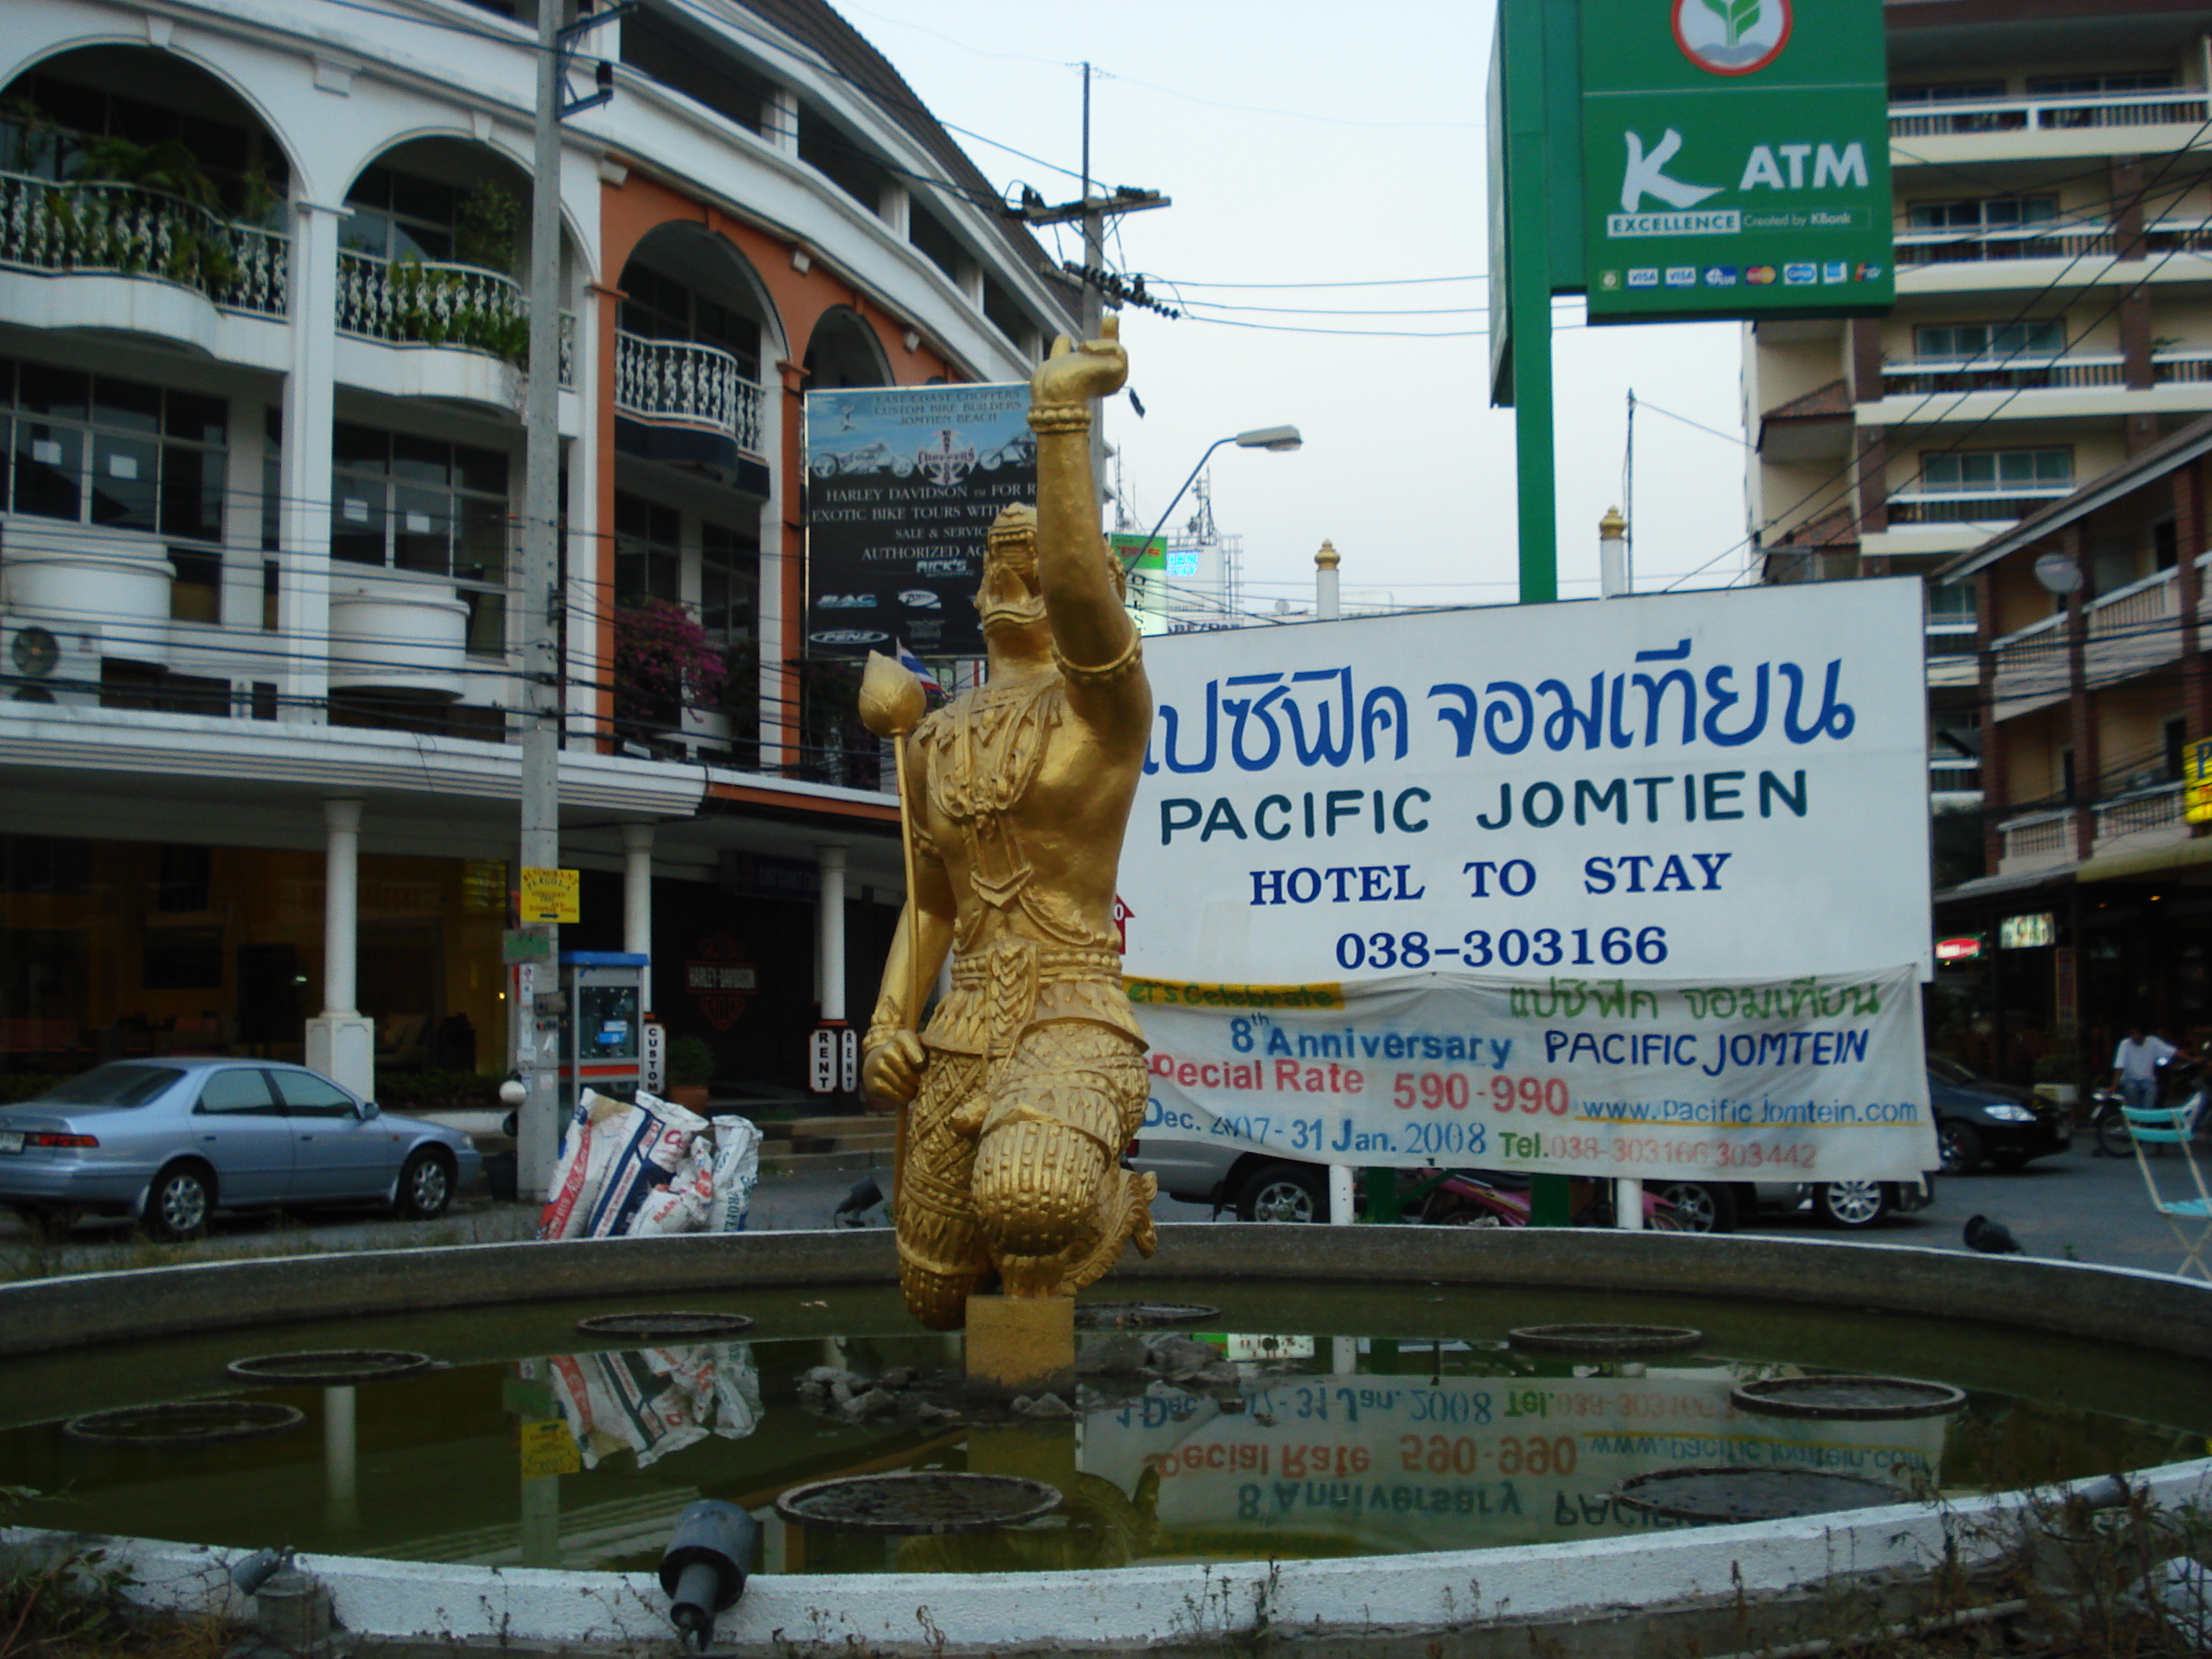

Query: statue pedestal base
964;1294;1074;1394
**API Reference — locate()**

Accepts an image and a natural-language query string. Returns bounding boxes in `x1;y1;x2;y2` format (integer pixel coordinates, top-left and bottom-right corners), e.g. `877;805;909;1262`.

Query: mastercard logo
1746;266;1779;285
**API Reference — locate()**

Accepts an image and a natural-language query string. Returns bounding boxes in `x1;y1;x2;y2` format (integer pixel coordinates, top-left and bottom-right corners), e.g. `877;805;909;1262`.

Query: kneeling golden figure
859;319;1156;1331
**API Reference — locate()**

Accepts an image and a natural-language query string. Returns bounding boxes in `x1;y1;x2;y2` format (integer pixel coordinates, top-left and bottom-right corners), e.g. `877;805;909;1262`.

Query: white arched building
0;0;1072;1105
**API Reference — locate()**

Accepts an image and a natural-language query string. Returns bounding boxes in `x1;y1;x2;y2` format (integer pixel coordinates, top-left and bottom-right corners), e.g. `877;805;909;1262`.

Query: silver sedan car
0;1058;482;1239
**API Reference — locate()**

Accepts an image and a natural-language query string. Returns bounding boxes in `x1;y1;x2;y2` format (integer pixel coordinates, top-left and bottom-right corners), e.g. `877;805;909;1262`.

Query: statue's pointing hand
1032;313;1128;407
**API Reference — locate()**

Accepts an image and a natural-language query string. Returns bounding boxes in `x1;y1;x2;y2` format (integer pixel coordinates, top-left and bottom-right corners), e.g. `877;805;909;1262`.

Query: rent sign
1130;964;1930;1180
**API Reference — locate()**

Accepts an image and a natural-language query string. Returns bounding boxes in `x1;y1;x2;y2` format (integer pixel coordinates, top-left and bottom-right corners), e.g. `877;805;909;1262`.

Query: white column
277;200;345;722
1599;507;1629;599
1615;1177;1645;1231
622;822;655;1009
222;398;265;636
305;796;374;1095
817;845;848;1021
1316;539;1341;620
1328;1165;1356;1226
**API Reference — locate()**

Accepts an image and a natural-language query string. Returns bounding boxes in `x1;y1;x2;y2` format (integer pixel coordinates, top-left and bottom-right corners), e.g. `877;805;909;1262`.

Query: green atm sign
1581;0;1891;323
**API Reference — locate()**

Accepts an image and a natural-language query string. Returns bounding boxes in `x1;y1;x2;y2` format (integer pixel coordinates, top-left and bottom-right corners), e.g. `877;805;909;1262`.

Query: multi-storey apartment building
0;0;1076;1101
1745;0;2212;816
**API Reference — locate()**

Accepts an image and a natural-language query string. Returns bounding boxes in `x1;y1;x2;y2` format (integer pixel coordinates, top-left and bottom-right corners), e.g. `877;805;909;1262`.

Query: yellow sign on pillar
2188;738;2212;824
518;1418;580;1479
520;866;580;924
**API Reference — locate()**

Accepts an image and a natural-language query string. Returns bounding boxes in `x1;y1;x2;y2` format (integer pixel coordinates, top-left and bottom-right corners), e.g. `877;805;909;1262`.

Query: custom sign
1131;963;1932;1181
2187;736;2212;822
1083;1371;1944;1553
684;933;757;1030
804;383;1035;660
1126;581;1931;987
809;1025;855;1094
1581;0;1891;322
641;1018;667;1093
1934;937;1982;965
518;866;580;925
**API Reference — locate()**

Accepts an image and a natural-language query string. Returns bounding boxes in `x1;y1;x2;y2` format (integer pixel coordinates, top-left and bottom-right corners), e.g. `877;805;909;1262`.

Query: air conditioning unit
4;619;103;708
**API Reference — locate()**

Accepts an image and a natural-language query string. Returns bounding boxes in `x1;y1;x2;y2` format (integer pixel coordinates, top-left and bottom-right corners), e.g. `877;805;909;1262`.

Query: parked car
0;1058;482;1240
1925;1056;2071;1174
1130;1135;1935;1234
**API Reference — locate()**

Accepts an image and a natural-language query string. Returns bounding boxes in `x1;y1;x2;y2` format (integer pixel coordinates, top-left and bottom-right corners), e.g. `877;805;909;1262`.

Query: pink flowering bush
614;599;727;727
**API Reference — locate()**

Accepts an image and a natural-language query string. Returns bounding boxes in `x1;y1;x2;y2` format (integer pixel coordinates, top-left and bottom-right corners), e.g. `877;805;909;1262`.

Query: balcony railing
1999;810;2073;866
336;250;572;383
1887;487;2076;526
2094;782;2185;844
1891;91;2211;140
1881;354;2126;397
1895;221;2116;266
1990;611;2067;716
2153;348;2212;385
0;170;288;316
614;332;765;457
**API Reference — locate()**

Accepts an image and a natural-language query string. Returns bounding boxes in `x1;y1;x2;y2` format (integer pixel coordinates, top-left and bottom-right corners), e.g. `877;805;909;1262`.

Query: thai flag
897;641;943;698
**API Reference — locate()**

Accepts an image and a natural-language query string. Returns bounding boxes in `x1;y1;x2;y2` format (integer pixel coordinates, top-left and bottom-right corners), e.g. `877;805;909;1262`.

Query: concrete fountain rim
1;1224;2208;1655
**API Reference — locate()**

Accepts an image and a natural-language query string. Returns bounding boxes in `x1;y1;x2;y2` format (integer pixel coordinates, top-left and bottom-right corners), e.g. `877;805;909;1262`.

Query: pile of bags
538;1089;761;1240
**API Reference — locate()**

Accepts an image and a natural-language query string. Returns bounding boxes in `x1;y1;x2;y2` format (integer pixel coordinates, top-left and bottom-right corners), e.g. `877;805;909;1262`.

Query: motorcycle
1399;1167;1681;1231
2092;1056;2207;1159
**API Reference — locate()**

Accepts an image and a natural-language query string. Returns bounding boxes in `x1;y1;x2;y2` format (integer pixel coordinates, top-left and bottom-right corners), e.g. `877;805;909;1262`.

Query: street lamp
1143;425;1303;546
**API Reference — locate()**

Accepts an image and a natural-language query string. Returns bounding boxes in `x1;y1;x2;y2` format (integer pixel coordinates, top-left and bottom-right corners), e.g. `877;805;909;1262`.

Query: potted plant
664;1036;714;1112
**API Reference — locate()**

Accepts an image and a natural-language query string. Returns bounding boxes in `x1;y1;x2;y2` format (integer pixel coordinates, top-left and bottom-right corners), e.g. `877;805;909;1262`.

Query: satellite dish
2033;552;2083;595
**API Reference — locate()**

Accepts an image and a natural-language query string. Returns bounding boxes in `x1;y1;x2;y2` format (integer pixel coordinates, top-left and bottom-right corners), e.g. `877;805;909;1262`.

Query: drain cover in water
575;1311;754;1338
64;1401;305;1446
1507;1323;1705;1354
1616;1465;1911;1523
1732;1375;1965;1420
1074;1302;1220;1328
226;1349;433;1385
775;1473;1062;1534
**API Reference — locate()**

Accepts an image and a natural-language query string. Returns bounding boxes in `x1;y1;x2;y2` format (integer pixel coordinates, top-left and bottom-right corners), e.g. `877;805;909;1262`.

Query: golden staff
857;650;929;1195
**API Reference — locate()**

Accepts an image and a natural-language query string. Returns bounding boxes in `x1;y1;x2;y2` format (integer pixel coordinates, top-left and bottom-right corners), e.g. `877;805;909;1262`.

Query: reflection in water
545;1343;763;1470
0;1320;2198;1578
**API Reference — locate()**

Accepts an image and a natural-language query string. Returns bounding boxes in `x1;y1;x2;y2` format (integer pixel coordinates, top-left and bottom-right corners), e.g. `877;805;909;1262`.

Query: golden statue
858;317;1156;1331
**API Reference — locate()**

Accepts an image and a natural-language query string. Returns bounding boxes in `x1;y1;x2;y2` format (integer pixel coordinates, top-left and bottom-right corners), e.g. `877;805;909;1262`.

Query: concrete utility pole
514;0;565;1202
1016;63;1169;500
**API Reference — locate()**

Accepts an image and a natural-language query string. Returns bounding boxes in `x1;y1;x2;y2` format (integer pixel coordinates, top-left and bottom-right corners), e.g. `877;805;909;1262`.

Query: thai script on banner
1128;964;1932;1181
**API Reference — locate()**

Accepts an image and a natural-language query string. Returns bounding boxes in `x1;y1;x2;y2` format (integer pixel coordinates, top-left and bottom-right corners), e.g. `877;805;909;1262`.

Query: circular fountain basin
0;1226;2207;1654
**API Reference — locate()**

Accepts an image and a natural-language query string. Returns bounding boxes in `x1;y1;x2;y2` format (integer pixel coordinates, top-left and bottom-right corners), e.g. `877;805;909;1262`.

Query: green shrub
371;1069;508;1111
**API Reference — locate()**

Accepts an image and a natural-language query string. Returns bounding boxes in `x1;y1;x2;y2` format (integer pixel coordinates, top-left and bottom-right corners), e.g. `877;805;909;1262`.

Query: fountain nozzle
659;1499;755;1650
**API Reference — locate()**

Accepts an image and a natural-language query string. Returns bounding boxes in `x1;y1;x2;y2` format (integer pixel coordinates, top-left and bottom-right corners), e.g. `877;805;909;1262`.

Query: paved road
1;1141;2201;1280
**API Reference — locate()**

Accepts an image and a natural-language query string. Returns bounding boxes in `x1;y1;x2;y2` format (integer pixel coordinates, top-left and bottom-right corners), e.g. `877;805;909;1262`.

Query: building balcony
334;250;572;410
1990;611;2067;721
1887;486;2076;534
327;573;475;703
1997;808;2074;875
2082;561;2189;686
1891;90;2212;161
613;331;766;460
1894;220;2116;269
1881;354;2124;399
0;171;289;317
2092;781;2188;859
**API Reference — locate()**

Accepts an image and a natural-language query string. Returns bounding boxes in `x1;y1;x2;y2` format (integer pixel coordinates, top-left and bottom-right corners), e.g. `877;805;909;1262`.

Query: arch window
620;267;760;377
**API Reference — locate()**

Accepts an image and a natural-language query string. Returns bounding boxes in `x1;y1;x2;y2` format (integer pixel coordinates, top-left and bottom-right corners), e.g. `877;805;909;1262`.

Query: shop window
909;202;964;283
2167;716;2188;781
143;925;222;990
99;660;230;716
621;8;769;134
1920;448;2072;494
981;276;1030;351
1891;82;2006;104
169;547;222;623
619;266;760;376
156;844;211;913
614;492;681;608
796;102;885;214
0;360;226;546
0;69;289;219
2154;518;2178;571
703;518;760;767
332;423;511;655
343;163;457;264
1914;320;2064;363
2026;71;2175;96
0;835;91;894
1907;196;2058;231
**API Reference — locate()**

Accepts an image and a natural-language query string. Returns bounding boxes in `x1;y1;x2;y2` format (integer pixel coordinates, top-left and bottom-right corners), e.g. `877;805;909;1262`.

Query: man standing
2111;1022;2182;1119
860;318;1156;1331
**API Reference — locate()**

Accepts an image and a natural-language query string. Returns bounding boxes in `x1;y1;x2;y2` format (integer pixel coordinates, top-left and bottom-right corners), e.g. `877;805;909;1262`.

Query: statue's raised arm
1028;317;1139;701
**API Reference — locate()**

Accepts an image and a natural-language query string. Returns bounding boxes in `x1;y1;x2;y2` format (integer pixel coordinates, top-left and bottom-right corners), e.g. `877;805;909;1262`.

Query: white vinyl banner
1131;964;1932;1180
1123;581;1931;986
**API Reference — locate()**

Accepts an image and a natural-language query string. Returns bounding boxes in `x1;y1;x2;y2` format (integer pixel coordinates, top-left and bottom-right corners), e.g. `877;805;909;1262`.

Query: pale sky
834;0;1758;618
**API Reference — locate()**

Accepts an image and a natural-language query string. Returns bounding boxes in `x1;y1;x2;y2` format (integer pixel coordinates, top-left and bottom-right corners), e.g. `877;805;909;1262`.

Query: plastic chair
2121;1100;2212;1280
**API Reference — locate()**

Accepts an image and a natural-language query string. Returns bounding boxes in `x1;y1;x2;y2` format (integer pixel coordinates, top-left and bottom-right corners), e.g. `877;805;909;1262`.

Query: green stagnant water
1;1278;2206;1577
